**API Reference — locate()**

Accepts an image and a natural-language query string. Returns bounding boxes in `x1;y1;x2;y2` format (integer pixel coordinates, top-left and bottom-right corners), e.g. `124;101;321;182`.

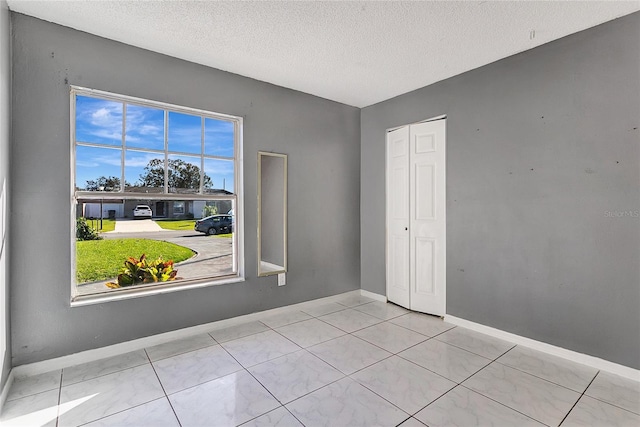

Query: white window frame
70;86;244;306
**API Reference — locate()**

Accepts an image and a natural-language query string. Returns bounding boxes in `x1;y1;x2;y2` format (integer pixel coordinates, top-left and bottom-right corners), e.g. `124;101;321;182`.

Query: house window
173;202;185;215
71;86;243;304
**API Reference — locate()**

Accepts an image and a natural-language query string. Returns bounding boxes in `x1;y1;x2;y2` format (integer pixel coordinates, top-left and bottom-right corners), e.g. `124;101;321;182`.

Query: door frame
385;115;447;316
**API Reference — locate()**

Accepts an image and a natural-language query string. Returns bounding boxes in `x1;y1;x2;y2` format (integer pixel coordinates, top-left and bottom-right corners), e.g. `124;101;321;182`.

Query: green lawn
154;219;196;231
76;238;194;283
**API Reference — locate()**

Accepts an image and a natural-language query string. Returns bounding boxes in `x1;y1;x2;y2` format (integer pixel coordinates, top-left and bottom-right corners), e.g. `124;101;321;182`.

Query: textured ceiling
7;1;640;107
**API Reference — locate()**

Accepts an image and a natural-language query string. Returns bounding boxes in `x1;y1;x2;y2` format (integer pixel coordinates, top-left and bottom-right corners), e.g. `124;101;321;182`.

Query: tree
138;158;212;190
85;176;123;191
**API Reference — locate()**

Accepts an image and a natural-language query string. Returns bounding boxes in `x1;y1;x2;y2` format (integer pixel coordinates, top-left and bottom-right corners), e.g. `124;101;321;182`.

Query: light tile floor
2;295;639;426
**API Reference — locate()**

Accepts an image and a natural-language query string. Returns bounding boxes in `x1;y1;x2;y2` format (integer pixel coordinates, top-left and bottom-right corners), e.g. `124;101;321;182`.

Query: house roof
7;1;640;107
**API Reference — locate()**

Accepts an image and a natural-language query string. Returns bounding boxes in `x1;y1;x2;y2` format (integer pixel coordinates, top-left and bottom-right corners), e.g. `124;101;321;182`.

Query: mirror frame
257;151;288;277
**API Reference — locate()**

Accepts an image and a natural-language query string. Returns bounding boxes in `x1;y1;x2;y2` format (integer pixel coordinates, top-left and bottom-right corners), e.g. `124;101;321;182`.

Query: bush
203;205;218;217
76;217;103;241
106;254;178;288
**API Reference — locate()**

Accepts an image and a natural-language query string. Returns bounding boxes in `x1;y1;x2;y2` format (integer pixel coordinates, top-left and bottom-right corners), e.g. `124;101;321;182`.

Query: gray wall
10;13;360;365
361;13;640;369
0;0;11;387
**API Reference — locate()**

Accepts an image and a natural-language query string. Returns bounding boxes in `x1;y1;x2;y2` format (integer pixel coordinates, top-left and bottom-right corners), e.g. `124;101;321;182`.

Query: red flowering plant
106;254;178;289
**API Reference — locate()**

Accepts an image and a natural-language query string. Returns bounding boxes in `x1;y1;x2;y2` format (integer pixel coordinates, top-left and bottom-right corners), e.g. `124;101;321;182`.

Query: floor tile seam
352;331;430;355
384;320;433;339
4;382;60;404
281;375;348;412
341;372;417;417
246;347;331;375
144;350;184;427
345;329;406;356
236;405;303;427
150;350;249;424
60;359;152;388
455;382;553;427
391;322;456;339
344;352;397;378
334;300;371;308
304;345;358;377
158;360;246;398
386;334;437;356
267;328;306;354
55;369;62;427
261;313;315;329
241;359;290;408
558;370;601;426
256;370;347;407
432;335;515;361
492;357;598;395
393;351;487;385
145;340;219;364
388;381;458;418
583;396;640;417
299;306;348;318
72;397;172;427
580;373;640;417
283;406;306;427
411;335;495;364
206;320;269;343
311;316;358;335
395;415;414;427
349;305;397;321
481;356;590;397
320;306;382;321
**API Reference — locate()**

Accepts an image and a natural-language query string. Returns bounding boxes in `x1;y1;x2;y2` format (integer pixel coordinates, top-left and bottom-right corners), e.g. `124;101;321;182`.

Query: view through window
72;87;242;301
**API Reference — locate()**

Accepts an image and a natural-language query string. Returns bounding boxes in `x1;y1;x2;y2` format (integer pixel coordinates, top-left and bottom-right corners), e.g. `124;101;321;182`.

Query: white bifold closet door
386;119;446;316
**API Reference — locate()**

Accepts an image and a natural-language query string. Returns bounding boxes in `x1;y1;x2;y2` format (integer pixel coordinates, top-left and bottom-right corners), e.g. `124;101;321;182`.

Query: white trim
71;86;240;122
359;289;387;302
0;369;15;413
387;114;447;133
445;315;640;381
14;291;362;377
70;86;245;303
70;277;245;307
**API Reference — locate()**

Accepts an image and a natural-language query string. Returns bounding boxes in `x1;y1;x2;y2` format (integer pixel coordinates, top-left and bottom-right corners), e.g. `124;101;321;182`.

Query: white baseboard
445;315;640;381
0;369;15;413
12;290;362;378
359;289;387;302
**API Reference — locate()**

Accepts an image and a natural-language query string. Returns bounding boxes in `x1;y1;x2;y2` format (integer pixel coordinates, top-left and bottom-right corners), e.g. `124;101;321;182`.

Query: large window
71;87;243;303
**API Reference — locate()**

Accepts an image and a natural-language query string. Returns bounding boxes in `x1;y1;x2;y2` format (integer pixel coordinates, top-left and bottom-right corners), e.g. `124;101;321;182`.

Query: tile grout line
452;349;563;427
575;374;640;417
215;337;296;426
558;370;600;426
57;350;151;388
456;343;558;426
144;348;183;427
492;345;600;394
55;369;63;427
453;382;552;427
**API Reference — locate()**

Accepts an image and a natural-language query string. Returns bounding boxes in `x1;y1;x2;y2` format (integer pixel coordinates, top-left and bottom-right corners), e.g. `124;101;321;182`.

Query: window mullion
121;102;126;193
164;110;169;194
200;117;205;194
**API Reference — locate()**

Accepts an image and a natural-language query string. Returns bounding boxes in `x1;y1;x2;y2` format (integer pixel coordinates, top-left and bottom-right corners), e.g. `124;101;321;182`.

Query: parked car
194;214;233;235
133;205;153;219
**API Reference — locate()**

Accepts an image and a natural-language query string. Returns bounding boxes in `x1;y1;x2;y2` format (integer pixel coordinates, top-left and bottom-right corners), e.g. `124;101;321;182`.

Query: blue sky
75;96;235;192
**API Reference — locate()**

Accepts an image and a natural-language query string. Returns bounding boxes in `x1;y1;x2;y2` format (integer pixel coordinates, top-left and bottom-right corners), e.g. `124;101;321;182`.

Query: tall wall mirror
257;152;287;276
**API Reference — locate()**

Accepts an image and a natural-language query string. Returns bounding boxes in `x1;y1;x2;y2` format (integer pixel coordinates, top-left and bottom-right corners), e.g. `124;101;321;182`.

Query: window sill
70;275;245;307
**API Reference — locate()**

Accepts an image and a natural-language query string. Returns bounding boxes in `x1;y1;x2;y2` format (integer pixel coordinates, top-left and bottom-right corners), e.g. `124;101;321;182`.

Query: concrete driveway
109;219;163;233
77;228;233;295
